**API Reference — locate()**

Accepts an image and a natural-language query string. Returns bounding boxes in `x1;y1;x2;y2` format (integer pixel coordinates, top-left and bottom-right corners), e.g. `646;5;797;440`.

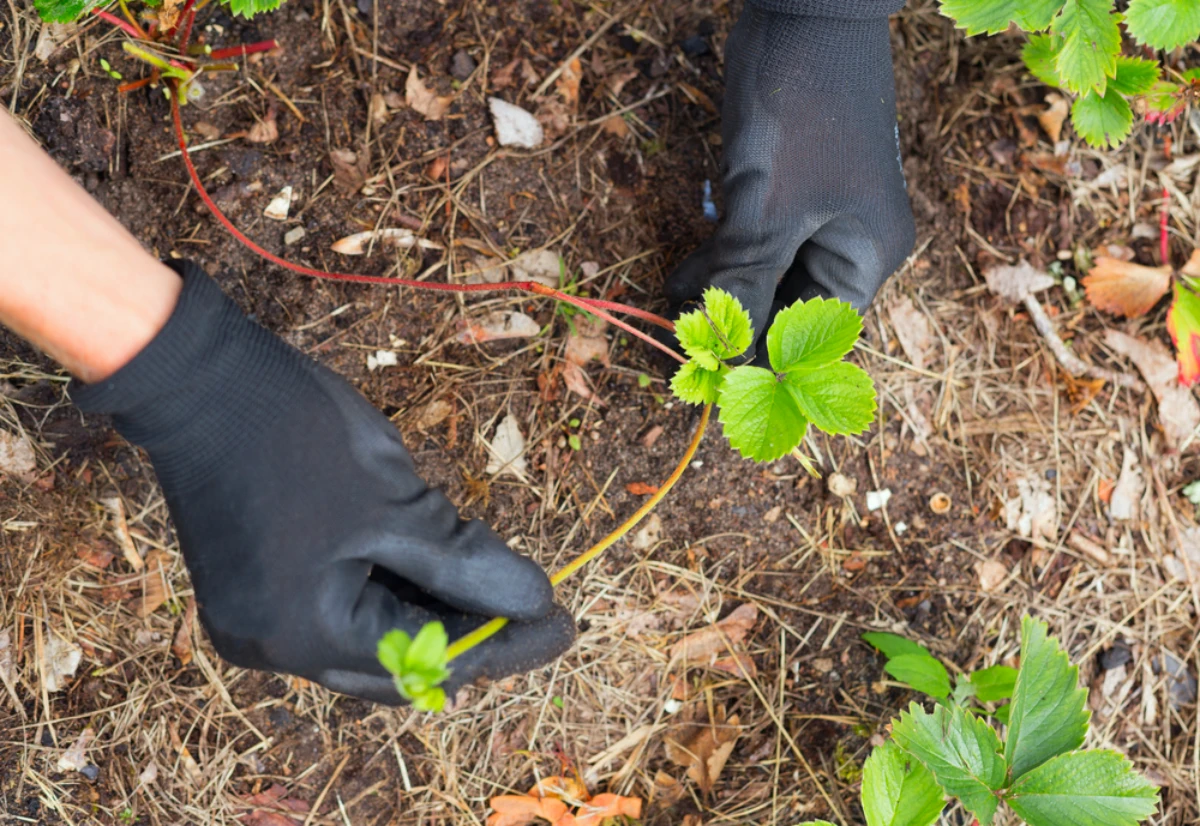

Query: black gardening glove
666;0;915;362
71;261;574;704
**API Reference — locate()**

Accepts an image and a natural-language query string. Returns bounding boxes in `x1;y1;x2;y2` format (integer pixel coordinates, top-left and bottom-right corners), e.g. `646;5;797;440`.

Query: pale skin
0;109;181;383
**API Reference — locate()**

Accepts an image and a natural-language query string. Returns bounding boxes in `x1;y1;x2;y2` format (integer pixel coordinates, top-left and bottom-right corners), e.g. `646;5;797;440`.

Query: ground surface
1;1;1199;824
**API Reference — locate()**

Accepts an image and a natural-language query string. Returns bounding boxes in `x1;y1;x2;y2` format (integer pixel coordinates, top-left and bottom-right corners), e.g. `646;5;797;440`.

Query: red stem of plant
168;94;682;361
166;0;196;38
177;8;198;54
93;8;146;40
118;77;153;93
1161;185;1171;266
207;39;280;61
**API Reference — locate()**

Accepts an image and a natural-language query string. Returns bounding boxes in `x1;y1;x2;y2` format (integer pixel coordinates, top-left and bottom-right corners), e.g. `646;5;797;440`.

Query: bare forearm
0;110;181;383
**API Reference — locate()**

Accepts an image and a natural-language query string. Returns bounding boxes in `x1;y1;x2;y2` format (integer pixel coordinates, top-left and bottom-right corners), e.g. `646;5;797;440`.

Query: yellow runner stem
446;404;712;663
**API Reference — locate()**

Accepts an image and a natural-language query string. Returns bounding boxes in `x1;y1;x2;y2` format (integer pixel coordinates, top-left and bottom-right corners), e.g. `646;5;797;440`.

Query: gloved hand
71;261;575;704
666;0;915;362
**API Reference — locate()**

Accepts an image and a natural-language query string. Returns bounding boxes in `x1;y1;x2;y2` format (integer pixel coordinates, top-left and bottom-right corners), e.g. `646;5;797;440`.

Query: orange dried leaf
1167;282;1200;386
406;66;453;121
670;603;757;663
664;705;741;796
573;794;642;826
557;58;583;112
625;482;659;496
238;784;310;826
1181;249;1200;280
1097;477;1115;504
1083;257;1171;318
172;596;196;666
529;776;588;804
130;550;169;618
486;795;570;826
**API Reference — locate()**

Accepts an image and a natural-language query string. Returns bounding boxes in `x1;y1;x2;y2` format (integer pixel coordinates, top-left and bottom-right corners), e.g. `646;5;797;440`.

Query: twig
1021;295;1143;389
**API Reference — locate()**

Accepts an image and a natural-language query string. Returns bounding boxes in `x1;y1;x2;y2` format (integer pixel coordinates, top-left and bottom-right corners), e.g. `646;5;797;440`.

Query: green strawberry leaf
675;287;753;367
1051;0;1122;96
1167;282;1200;387
863;740;946;826
782;361;877;436
1019;0;1069;29
939;0;1065;34
884;654;952;699
406;622;449;671
970;665;1019;703
1007;750;1159;826
1108;56;1161;96
1005;617;1090;780
671;362;726;406
863;632;933;661
377;629;412;678
226;0;283;18
891;703;1006;826
410;686;447;713
766;298;863;372
1124;0;1200;51
33;0;96;22
1072;88;1133;149
991;703;1011;725
717;365;809;463
1023;34;1066;88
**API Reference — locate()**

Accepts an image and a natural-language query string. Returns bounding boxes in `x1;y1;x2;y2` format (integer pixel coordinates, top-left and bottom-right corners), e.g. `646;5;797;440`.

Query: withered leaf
406;66;453;121
1084;257;1171;318
665;704;741;796
669;603;757;664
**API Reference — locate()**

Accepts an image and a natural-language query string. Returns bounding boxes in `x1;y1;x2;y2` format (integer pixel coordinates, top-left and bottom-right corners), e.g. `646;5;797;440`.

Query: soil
2;1;1197;825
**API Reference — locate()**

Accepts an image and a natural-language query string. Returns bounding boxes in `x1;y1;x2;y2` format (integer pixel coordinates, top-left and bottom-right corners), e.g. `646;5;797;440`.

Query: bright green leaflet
227;0;283;18
674;287;753;368
863;632;933;660
1051;0;1122;96
1022;34;1065;88
891;703;1006;826
782;362;877;437
938;0;1065;34
862;741;946;826
1107;57;1161;96
1071;89;1133;150
377;622;451;711
969;665;1019;703
34;0;95;23
766;298;862;371
884;654;952;700
1124;0;1200;51
1007;750;1160;826
717;366;810;463
671;362;726;406
1005;617;1090;780
991;703;1011;725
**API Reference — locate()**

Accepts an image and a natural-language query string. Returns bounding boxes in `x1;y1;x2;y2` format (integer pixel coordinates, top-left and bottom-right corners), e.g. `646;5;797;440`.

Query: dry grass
2;0;1200;824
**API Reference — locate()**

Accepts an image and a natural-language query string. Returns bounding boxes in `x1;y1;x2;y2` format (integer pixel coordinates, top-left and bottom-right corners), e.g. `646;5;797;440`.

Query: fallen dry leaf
1106;330;1200;450
677;81;718;115
557;57;583;112
237;784;311;826
130;550;169;618
263;186;292;221
0;428;37;482
608;69;638;97
529;776;588;804
138;761;158;785
247;109;279;144
670;603;757;664
416;398;453;431
1037;94;1069;143
57;727;95;772
665;704;741;796
329;148;369;193
1182;249;1200;280
828;472;857;497
486;795;569;826
102;495;142;570
601;115;629;138
887;297;936;370
1003;476;1057;543
574;794;642;826
330;228;442;256
486;414;527;479
42;630;81;692
1083;257;1171;318
975;559;1009;592
626;482;659;496
510;248;562;286
630;512;663;551
76;542;116;570
563;362;604;405
406;66;452;121
457;311;541;344
492;58;520;89
1110;447;1144;521
985;260;1055;302
565;316;610;368
426;154;450;181
641;425;664;448
652;771;686;806
711;652;758;679
172;597;196;666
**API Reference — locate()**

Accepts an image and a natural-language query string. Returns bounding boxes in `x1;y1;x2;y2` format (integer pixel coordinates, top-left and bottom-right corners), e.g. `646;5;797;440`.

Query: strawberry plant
939;0;1200;148
805;617;1160;826
379;288;876;709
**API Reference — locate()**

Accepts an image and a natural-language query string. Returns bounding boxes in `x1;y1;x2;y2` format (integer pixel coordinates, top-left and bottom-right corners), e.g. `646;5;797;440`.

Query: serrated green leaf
377;630;412;678
767;298;863;373
674;288;753;368
863;741;946;826
885;654;952;699
970;665;1019;703
226;0;283;19
797;822;838;826
410;686;447;712
891;703;1006;826
33;0;94;22
863;632;933;661
717;366;809;463
671;361;725;405
991;703;1011;725
1125;0;1200;51
1008;750;1159;826
939;0;1065;34
1005;616;1090;780
1023;34;1066;88
782;362;876;436
1052;0;1122;95
1108;57;1161;96
1072;88;1133;149
1168;282;1200;386
1019;0;1069;29
405;622;449;671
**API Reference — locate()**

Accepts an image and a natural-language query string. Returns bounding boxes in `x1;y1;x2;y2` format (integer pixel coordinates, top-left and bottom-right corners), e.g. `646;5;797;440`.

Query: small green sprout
377;623;452;712
637;373;652;388
568;434;582;452
99;58;123;80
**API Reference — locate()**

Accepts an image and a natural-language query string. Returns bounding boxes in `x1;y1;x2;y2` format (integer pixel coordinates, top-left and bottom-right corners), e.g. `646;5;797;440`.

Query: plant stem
93;8;147;40
169;94;683;361
445;403;712;663
166;0;196;38
208;39;280;60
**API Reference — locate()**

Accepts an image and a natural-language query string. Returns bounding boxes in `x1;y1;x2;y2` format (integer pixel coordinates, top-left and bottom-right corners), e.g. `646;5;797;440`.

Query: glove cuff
748;0;904;18
70;260;309;490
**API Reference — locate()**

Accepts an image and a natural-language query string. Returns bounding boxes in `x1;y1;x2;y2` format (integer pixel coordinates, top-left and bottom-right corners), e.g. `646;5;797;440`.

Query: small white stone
284;226;306;246
866;489;892;512
366;350;398;371
895;521;907;534
264;186;293;221
488;97;544;148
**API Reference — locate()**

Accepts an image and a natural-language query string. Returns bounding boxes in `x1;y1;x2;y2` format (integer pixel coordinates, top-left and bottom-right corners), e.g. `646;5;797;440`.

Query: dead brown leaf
665;704;741;796
157;0;185;31
329;148;369;194
406;66;452;121
1105;330;1200;451
102;496;142;570
652;771;686;806
131;550;169;618
640;425;664;448
601;115;629;138
492;58;520;89
557;57;582;112
887;296;936;370
1182;249;1200;280
670;603;757;664
172;597;196;666
975;559;1009;592
426;154;449;181
1084;257;1171;318
565;316;610;367
237;784;311;826
536;98;571;140
416;398;453;431
247;108;279;144
677;82;718;115
1037;94;1069;143
456;311;541;344
76;542;115;570
608;69;638;98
